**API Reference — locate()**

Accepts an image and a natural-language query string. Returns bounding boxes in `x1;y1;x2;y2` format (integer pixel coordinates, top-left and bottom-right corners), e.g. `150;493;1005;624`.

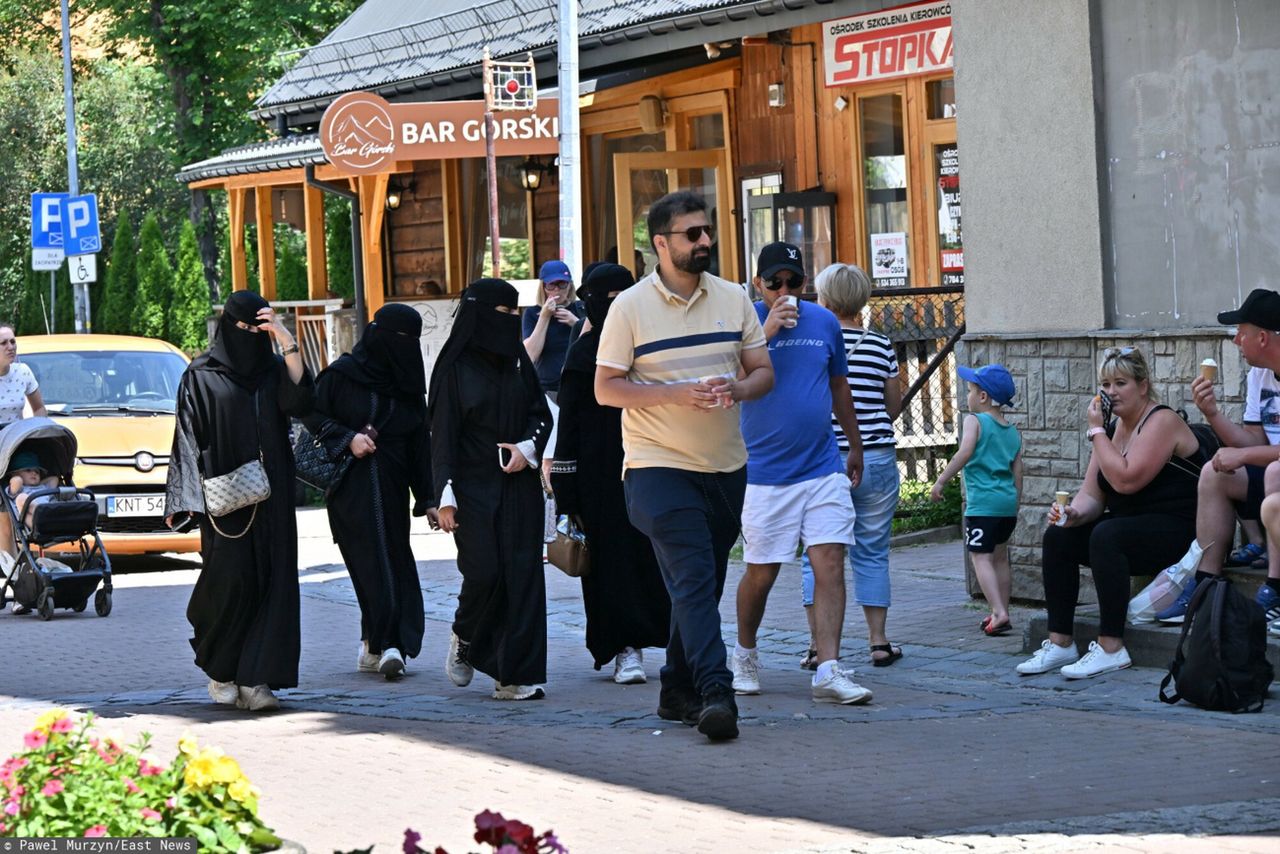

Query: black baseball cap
757;242;805;281
1218;289;1280;330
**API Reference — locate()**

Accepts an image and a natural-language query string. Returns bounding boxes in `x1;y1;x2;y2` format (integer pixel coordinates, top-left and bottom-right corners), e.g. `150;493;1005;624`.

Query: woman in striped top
800;263;904;667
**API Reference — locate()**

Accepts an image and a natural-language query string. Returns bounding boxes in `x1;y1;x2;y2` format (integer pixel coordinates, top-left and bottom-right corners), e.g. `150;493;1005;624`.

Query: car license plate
105;495;165;517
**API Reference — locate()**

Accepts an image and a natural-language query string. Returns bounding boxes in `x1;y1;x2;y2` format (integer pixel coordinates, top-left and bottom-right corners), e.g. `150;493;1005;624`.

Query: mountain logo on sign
322;93;396;172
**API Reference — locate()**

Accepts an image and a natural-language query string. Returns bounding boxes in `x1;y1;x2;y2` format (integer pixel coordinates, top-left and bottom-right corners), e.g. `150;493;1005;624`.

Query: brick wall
957;330;1244;603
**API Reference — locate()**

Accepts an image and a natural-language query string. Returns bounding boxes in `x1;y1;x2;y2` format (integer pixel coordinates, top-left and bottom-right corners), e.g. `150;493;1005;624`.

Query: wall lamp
386;175;415;210
519;157;550;191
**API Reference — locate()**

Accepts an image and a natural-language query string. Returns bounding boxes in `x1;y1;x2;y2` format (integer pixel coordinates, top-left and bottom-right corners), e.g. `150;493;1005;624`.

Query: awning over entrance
176;134;326;185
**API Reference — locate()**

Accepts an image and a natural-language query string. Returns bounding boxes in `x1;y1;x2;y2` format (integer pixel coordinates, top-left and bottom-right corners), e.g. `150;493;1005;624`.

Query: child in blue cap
931;364;1023;636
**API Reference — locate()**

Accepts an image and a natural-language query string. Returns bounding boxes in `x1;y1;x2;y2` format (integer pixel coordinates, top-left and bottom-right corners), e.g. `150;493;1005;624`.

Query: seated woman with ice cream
1017;347;1205;680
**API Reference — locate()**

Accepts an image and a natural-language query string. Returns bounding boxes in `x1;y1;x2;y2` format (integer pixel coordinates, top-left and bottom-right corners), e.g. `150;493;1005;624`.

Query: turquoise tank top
963;412;1022;517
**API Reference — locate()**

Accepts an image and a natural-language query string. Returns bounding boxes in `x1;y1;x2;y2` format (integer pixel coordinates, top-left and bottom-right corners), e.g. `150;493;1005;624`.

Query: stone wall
957;329;1246;603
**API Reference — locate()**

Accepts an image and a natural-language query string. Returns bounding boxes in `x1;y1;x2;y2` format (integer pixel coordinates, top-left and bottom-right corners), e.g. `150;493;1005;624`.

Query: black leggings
1042;513;1194;639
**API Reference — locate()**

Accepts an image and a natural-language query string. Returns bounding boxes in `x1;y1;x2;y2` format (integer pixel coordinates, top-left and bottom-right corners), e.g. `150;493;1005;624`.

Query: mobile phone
362;424;379;441
1097;389;1113;423
498;446;513;468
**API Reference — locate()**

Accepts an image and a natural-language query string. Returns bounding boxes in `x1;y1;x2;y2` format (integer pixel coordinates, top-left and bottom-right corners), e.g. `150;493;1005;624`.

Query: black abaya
552;343;670;669
306;370;431;658
431;349;551;685
165;355;313;689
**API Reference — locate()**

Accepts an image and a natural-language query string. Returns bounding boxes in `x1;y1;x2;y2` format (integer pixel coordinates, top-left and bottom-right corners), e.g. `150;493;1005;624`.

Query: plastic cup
700;375;724;408
1200;359;1217;382
783;295;798;328
1054;491;1070;526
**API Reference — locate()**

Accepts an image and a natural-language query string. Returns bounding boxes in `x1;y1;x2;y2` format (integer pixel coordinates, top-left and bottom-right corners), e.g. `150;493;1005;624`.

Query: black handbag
293;390;377;495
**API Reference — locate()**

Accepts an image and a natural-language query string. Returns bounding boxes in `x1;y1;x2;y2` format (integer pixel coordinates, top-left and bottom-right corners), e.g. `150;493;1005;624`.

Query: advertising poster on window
822;1;954;87
935;143;963;286
870;232;908;285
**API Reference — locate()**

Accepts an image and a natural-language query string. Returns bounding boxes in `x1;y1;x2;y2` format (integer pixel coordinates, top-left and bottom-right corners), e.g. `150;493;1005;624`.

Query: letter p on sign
60;193;101;255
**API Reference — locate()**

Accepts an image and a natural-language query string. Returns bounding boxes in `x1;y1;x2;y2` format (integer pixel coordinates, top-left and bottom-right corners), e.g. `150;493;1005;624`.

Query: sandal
870;643;903;667
983;619;1013;637
799;646;818;671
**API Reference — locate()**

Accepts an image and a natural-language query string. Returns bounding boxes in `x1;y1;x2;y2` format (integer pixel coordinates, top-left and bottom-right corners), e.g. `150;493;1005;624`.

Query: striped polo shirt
597;270;767;473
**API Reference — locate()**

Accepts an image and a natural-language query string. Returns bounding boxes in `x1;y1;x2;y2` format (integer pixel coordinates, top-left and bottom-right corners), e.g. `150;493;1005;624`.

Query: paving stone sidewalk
1;508;1278;852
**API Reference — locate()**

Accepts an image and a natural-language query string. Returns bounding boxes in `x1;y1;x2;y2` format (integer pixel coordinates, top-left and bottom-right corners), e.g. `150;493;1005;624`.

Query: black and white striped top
833;327;898;451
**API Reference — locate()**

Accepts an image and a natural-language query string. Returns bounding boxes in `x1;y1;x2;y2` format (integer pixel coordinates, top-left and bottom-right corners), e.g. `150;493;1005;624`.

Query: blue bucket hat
9;449;43;474
958;364;1016;406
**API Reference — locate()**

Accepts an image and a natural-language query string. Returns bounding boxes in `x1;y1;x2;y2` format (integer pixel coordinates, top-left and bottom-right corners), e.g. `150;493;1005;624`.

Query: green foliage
98;211;136;335
134;213;172;339
1;710;281;850
325;202;354;300
275;226;308;302
170;221;210;353
893;477;963;535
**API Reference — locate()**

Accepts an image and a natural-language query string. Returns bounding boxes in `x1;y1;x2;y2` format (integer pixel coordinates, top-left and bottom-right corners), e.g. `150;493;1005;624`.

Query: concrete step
1026;566;1280;672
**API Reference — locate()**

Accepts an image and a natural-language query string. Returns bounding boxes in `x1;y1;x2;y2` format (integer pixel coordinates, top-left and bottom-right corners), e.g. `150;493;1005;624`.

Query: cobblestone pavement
2;508;1279;852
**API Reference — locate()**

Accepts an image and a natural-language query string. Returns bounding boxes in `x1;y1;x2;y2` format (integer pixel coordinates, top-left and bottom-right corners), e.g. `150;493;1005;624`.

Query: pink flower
138;758;164;777
403;828;422;854
140;807;161;821
165;797;176;809
496;846;520;854
539;831;567;854
49;717;74;734
40;780;63;797
123;777;140;794
23;730;47;749
4;799;19;816
84;825;107;837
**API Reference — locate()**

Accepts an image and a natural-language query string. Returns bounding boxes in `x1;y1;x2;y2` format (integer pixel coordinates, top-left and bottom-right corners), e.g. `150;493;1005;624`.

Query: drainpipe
304;164;366;327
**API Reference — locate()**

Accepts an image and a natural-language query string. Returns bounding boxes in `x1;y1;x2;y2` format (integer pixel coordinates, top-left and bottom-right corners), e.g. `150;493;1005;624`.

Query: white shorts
741;472;855;564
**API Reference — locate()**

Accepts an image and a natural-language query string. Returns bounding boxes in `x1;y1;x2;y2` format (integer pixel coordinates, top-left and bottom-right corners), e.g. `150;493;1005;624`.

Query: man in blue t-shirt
731;242;870;706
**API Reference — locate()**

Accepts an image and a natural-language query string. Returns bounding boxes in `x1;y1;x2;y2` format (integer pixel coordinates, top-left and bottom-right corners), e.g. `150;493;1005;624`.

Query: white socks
735;642;756;658
815;660;838;682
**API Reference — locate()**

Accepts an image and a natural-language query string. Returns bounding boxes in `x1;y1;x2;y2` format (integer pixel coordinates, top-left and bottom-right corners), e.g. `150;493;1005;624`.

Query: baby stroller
0;418;112;620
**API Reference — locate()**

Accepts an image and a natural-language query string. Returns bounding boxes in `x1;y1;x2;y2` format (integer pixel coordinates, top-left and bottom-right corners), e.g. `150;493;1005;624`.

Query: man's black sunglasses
766;275;805;291
658;224;715;242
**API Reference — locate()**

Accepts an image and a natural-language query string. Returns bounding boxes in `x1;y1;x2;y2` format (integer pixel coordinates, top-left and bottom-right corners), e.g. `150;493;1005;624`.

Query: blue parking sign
31;193;69;249
60;194;101;255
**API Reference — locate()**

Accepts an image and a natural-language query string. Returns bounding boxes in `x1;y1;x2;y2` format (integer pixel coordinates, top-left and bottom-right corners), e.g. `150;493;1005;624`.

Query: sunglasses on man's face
659;224;715;243
766;275;805;292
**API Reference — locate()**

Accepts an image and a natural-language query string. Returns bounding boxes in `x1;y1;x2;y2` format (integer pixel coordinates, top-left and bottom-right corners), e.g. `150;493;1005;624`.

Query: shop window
587;131;664;275
860;94;909;287
458;157;532;283
926;77;957;119
741;173;781;280
934;142;963;286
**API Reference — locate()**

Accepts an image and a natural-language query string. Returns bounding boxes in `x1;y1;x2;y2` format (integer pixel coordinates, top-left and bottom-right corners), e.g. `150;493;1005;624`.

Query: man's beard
673;246;712;275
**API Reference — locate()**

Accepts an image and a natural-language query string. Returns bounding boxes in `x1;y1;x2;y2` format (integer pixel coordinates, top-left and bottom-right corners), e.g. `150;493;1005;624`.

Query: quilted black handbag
293;427;354;495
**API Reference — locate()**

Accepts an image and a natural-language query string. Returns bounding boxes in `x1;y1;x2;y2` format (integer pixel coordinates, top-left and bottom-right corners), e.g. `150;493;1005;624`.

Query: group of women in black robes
551;264;670;673
165;292;313;711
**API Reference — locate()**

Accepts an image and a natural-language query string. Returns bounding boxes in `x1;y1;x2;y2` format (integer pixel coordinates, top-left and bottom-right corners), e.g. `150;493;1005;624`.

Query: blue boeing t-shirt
740;300;846;486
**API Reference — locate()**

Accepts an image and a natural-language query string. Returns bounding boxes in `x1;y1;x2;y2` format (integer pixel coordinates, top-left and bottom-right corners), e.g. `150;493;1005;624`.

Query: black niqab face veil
335;303;426;400
581;263;634;329
208;291;273;383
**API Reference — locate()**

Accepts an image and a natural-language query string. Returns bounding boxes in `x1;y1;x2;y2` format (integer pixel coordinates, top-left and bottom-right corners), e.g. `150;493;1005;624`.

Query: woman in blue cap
521;259;584;402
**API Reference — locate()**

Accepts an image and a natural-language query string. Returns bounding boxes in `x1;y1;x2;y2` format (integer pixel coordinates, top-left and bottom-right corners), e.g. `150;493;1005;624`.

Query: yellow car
19;334;200;555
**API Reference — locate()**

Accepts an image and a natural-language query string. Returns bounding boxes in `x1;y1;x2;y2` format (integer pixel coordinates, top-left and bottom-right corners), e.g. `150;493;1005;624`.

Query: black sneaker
656;686;700;727
697;685;739;741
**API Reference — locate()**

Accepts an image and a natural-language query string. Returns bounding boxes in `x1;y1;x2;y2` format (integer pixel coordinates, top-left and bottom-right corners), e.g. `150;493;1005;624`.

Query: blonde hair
814;263;872;318
1099;347;1158;401
535;277;577;307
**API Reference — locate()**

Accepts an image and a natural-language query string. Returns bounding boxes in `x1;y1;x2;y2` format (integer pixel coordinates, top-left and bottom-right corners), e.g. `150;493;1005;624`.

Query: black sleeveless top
1096;405;1203;521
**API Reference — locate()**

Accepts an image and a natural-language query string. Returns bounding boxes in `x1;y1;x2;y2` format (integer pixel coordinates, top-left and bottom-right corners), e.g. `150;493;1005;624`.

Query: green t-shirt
963;412;1021;517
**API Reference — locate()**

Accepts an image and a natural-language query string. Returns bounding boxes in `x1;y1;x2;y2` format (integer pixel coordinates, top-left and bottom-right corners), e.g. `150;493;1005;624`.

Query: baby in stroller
0;418;112;620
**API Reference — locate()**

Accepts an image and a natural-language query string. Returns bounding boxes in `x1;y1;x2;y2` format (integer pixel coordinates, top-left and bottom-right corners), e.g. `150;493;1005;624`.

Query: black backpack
1159;577;1274;713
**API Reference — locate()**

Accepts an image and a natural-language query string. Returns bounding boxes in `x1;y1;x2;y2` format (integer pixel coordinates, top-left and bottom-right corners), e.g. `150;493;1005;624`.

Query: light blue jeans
801;446;900;608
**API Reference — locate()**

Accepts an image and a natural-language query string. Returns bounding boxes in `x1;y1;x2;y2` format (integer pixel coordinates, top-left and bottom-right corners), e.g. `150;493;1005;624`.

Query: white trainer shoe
812;668;873;705
446;632;474;687
1016;640;1080;675
235;684;280;712
357;640;380;673
613;647;646;684
1060;641;1131;680
493;682;545;701
207;679;238;705
378;647;405;680
731;648;761;695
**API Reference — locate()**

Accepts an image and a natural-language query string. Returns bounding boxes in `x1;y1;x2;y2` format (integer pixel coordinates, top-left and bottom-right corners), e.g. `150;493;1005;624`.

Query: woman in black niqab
305;303;433;679
551;264;671;676
429;279;553;699
165;291;314;711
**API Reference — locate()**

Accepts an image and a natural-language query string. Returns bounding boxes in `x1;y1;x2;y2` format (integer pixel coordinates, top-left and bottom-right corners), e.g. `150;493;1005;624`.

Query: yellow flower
33;709;69;734
227;778;257;803
211;755;242;785
177;733;198;756
183;754;216;789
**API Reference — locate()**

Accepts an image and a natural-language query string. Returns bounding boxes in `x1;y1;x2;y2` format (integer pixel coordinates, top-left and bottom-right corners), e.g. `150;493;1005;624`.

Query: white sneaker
1269;619;1280;639
446;632;474;687
1060;641;1131;680
613;648;646;684
812;668;873;705
1016;640;1080;675
378;647;405;679
493;682;545;701
207;679;238;705
357;641;380;673
731;648;761;695
235;684;280;711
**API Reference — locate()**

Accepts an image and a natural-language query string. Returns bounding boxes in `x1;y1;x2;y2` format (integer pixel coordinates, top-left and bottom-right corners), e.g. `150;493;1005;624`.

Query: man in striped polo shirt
596;190;774;741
